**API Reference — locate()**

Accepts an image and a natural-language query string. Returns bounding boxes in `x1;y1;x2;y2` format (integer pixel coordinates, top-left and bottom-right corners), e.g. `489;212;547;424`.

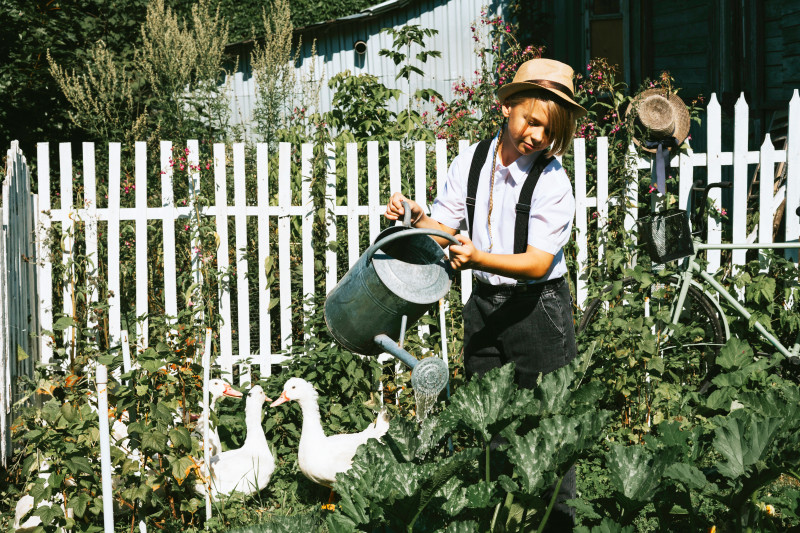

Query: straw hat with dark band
627;88;691;153
497;58;587;117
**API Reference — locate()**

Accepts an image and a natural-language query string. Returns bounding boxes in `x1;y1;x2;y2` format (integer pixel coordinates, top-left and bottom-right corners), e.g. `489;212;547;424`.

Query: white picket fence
2;90;800;466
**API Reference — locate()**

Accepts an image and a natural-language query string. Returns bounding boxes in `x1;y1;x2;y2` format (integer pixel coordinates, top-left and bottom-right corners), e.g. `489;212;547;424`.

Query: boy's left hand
448;234;481;271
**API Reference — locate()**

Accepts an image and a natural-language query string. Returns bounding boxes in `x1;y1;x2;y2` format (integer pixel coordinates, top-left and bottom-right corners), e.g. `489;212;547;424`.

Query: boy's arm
385;193;457;246
448;234;554;280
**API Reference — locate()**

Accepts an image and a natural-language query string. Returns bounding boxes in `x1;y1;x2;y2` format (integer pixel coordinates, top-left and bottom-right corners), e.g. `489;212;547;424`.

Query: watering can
324;202;460;396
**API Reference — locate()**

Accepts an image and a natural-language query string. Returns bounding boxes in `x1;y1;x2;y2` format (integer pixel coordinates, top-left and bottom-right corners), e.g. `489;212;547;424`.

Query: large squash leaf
712;411;782;479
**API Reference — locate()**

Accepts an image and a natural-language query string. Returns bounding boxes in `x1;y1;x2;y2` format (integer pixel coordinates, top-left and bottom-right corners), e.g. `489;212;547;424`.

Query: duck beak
223;384;243;398
270;390;290;407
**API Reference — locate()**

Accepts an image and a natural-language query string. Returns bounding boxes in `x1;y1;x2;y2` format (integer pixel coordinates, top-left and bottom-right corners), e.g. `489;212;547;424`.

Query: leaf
66;455;94;475
69;492;92;518
439;364;519;441
663;463;709;491
443;521;482;532
605;443;666;503
464;480;500;509
168;427;192;450
171;455;195;483
712;412;782;479
141;430;168;453
574;517;636;533
715;337;754;370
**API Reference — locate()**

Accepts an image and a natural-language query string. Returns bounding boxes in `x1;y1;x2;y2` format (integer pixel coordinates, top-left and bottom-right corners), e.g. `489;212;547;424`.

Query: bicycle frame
672;240;800;360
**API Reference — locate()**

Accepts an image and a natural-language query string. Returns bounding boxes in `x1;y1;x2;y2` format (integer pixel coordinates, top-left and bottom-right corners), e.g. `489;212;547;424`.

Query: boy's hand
385;192;423;224
448;234;481;271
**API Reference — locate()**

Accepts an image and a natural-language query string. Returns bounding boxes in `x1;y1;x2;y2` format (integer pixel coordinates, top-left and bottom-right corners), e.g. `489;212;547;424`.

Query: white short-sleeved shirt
430;135;575;286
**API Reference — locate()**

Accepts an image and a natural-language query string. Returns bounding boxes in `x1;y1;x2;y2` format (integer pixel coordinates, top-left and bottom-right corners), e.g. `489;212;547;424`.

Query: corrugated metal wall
227;0;503;136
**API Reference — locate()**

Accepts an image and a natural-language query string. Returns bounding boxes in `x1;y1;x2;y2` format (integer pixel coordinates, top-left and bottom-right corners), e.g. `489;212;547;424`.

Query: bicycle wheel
578;275;726;392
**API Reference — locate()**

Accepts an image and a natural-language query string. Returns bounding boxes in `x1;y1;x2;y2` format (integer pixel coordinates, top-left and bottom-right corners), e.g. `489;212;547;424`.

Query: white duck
193;378;243;456
197;385;275;499
270;377;390;490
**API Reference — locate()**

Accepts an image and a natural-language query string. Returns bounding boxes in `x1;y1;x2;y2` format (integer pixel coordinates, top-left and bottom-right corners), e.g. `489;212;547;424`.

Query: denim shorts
463;276;577;390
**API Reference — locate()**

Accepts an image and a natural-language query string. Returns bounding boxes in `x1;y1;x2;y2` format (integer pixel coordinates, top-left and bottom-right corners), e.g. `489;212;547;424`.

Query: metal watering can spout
324;201;458;397
373;334;449;396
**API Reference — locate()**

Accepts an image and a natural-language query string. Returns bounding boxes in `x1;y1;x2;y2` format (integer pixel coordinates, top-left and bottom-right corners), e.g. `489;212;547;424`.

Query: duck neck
243;404;267;446
297;397;325;440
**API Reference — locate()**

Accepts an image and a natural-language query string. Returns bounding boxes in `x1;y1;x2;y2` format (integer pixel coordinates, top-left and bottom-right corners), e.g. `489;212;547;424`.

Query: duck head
208;378;243;400
247;385;272;407
270;377;317;407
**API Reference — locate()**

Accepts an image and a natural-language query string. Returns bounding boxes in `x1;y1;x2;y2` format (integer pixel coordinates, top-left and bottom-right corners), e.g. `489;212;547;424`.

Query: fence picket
233;143;251;383
37;143;53;364
596;137;609;264
213;143;233;379
706;95;723;273
346;143;359;268
574;138;589;306
301;143;314;313
733;94;749;271
367;141;380;242
256;143;272;375
324;143;337;296
160;141;178;331
84;143;99;335
60;143;75;358
107;144;121;353
278;143;292;351
788;91;800;262
759;135;777;251
134;142;148;350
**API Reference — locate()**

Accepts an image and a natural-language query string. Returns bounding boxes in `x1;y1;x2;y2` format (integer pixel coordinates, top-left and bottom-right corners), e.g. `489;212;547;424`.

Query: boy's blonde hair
502;88;577;157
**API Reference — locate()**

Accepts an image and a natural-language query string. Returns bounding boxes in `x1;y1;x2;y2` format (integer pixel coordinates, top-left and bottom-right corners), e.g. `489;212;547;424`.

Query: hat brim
498;81;587;118
627;88;691;153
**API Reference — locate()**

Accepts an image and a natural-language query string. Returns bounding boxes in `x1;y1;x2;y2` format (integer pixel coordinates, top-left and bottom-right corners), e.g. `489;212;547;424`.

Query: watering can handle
364;226;461;265
401;200;412;227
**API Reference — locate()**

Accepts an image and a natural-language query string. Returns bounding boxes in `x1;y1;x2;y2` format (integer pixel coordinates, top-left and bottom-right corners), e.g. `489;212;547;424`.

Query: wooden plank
213;143;233;379
435;139;447;200
324;143;337;294
134;142;149;350
786;90;800;261
388;141;401;195
705;94;722;273
36;143;53;365
278;143;292;351
233;143;251;384
301;143;314;311
188;140;203;300
596;137;608;264
0;204;8;466
573;138;588;310
367;141;380;242
759;135;777;251
160;141;178;332
107;144;121;351
60;143;75;358
414;141;427;211
83;143;98;337
732;93;749;270
346;142;359;267
256;143;272;375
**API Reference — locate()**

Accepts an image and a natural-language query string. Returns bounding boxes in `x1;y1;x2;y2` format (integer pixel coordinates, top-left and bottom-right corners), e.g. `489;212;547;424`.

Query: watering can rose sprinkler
324;202;460;398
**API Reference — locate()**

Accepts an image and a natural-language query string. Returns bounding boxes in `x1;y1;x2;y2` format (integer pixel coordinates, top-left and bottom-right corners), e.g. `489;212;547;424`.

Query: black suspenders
465;139;554;254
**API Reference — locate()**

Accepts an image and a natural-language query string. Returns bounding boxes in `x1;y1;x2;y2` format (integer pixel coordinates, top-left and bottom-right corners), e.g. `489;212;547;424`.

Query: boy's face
501;99;552;157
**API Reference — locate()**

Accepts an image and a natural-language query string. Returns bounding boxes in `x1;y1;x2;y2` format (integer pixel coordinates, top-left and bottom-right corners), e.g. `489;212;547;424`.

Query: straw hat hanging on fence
627;88;691;193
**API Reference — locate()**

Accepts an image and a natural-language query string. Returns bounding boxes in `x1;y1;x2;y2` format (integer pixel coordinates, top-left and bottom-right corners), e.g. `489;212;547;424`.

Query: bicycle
577;180;800;391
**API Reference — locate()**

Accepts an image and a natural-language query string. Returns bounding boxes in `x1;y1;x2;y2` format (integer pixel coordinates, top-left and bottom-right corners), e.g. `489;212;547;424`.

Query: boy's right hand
385;192;423;225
